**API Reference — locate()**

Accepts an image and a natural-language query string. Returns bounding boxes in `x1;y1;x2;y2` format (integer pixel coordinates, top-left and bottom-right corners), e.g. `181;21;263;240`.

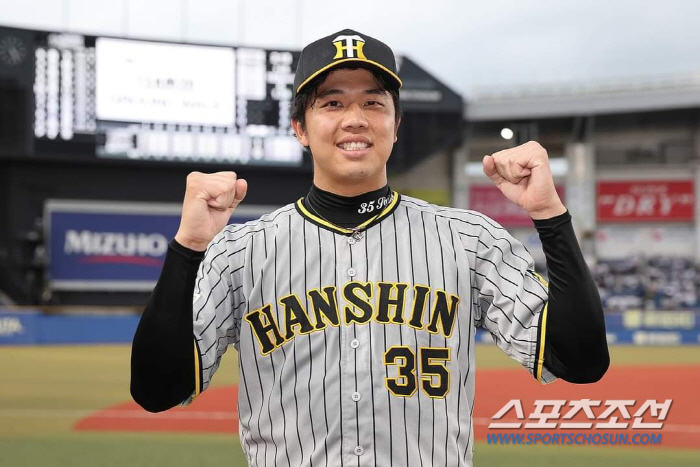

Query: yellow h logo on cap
332;35;366;60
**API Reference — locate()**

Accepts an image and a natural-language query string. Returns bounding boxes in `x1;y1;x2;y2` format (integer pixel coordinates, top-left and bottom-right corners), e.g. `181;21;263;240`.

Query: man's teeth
339;142;370;151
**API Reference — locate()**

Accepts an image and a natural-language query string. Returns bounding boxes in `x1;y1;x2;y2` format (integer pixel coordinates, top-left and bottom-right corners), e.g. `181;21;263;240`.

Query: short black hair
291;67;402;141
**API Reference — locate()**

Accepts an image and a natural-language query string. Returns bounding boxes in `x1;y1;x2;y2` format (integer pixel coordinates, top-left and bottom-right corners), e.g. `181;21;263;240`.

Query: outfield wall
1;308;699;346
0;309;140;345
479;310;700;345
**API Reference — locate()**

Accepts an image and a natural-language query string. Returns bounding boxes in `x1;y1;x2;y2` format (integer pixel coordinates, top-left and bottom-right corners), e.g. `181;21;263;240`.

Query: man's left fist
483;141;566;220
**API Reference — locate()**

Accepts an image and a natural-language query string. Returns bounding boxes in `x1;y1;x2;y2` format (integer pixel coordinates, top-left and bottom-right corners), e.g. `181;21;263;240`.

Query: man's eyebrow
315;88;388;99
365;88;388;96
316;88;344;99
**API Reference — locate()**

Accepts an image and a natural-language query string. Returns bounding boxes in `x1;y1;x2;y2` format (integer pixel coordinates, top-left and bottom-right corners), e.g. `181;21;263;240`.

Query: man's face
292;68;400;196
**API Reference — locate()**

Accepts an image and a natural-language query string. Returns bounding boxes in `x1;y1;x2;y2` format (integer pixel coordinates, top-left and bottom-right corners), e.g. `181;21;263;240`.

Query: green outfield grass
1;344;698;466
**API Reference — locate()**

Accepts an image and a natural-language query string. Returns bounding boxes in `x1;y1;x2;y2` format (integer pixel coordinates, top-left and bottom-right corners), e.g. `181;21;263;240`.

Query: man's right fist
174;171;248;252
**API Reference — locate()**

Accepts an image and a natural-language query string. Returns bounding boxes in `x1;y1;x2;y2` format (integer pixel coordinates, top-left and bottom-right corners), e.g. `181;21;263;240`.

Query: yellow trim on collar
296;199;353;233
296;58;403;94
536;301;549;383
296;191;400;234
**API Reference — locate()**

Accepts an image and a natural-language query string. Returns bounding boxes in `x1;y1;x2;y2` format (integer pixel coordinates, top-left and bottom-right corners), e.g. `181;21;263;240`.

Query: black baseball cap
293;29;402;96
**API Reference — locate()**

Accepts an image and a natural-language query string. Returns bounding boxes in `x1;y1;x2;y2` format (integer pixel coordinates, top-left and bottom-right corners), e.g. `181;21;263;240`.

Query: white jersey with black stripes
189;194;554;467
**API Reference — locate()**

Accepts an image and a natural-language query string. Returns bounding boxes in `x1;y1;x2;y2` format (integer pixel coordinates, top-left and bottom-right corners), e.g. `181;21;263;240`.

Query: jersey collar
296;191;401;235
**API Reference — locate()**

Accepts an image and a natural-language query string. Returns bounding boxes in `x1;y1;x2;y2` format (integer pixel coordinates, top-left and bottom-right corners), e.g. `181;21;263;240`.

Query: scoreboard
4;26;302;166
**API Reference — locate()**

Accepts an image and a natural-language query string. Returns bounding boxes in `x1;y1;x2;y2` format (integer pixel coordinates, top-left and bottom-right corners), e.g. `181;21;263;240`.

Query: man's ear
394;117;401;143
291;118;309;147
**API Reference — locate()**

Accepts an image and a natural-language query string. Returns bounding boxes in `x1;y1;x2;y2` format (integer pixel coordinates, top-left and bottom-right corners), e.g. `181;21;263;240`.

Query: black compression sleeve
534;212;610;383
130;239;204;412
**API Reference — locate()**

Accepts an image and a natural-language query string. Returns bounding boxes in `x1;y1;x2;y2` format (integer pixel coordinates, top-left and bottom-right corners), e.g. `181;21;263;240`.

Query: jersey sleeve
462;214;556;383
190;229;248;397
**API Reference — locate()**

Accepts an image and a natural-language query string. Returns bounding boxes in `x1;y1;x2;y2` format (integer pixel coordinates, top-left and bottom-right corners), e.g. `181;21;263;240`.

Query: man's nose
341;104;368;130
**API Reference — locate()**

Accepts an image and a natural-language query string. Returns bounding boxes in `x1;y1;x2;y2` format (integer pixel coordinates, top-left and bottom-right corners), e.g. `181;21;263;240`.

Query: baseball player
131;29;609;467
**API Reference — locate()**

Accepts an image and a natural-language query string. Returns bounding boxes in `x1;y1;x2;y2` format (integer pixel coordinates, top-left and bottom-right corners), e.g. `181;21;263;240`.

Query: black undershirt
532;211;609;383
303;184;393;228
130;185;609;412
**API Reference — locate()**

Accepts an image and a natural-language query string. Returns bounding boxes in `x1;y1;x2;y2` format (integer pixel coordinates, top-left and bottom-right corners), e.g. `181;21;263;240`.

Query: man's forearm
534;211;610;383
130;240;203;412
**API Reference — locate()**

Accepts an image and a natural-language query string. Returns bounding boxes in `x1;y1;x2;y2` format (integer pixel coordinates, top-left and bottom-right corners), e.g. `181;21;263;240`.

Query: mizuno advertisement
45;200;272;291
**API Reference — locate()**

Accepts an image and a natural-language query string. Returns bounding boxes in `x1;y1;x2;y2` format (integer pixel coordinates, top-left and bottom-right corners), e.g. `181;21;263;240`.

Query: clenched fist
483;141;566;220
174;171;248;251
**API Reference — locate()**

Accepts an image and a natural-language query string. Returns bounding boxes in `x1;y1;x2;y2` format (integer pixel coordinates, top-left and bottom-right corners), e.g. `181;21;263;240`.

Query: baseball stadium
2;2;700;466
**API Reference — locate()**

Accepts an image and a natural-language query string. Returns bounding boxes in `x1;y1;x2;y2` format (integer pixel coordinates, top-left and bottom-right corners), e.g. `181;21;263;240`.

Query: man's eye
366;100;382;106
324;101;342;107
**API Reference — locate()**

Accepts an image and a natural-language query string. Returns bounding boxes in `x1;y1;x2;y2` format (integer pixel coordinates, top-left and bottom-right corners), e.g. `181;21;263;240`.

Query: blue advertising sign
0;310;39;345
475;314;700;346
0;309;143;345
45;200;276;291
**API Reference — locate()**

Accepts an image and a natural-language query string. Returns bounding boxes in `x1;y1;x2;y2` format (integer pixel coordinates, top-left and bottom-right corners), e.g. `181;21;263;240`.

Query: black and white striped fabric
191;193;554;467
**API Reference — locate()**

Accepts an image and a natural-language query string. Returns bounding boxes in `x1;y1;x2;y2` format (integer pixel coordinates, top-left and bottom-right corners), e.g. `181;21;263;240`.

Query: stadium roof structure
464;72;700;121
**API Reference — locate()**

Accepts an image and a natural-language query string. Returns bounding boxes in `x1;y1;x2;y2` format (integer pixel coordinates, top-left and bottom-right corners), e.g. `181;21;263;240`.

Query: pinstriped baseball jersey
189;192;554;467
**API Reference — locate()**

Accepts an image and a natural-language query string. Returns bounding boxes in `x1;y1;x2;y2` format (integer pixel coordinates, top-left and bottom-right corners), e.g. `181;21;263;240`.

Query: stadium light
500;127;514;140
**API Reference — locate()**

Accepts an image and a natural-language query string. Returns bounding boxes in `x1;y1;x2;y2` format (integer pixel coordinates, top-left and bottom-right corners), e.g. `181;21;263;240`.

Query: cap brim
295;58;402;94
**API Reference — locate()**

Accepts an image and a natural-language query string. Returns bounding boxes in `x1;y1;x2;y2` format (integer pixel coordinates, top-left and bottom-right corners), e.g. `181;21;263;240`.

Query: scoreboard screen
95;38;236;126
30;30;302;166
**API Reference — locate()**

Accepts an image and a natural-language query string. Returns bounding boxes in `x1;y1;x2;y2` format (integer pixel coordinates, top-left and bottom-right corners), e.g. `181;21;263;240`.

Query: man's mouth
337;142;371;151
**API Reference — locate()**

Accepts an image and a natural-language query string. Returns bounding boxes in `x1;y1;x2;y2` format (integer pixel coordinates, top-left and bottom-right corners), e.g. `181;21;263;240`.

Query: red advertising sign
469;185;565;227
597;180;695;222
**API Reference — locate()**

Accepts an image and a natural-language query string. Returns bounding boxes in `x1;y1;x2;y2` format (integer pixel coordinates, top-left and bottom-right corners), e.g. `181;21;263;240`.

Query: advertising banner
0;309;141;345
45;200;275;291
476;311;700;346
469;185;565;227
597;180;694;222
0;310;39;345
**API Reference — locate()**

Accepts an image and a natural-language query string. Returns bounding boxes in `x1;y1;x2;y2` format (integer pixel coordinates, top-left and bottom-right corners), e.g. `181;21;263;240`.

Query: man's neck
303;184;393;228
312;175;387;197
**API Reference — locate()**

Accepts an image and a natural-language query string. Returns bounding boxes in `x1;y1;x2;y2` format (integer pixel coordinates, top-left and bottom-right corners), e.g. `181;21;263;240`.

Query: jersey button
347;268;356;277
350;339;360;349
348;237;356;245
354;446;364;456
351;392;361;402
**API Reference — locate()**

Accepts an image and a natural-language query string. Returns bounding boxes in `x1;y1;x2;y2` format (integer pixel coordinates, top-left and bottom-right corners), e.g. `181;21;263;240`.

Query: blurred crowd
592;257;700;312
